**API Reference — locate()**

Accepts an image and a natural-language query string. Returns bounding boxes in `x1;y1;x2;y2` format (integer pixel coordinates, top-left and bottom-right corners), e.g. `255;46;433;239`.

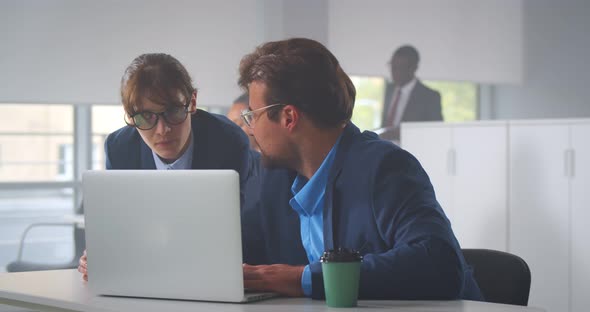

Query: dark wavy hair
238;38;355;129
121;53;195;115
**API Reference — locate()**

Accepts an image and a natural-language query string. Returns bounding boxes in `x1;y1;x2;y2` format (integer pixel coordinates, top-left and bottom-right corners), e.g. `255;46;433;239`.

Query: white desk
0;270;545;312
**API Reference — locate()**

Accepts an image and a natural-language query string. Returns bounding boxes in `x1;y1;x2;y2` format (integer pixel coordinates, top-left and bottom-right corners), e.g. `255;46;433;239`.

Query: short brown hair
121;53;195;115
238;38;355;128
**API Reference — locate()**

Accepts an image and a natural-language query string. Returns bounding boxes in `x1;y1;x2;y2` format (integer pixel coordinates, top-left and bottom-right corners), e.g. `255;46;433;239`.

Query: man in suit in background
227;93;260;152
381;45;442;141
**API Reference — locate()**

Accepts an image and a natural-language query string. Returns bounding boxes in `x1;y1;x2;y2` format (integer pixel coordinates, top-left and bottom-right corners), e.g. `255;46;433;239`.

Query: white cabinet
401;119;590;312
453;125;507;251
509;122;570;312
401;122;508;251
401;125;453;220
572;123;590;312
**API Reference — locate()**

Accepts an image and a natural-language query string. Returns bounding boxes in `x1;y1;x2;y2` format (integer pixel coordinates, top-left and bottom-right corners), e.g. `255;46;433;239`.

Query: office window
0;101;293;272
350;76;386;131
0;104;73;182
91;105;125;170
57;144;73;179
0;104;75;272
423;80;478;122
350;76;478;132
58;145;66;174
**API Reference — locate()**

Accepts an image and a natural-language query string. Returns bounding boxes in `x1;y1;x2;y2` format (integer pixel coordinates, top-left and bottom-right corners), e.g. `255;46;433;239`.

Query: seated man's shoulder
104;125;143;169
355;131;405;156
193;110;249;146
194;110;240;134
351;131;421;170
106;125;140;149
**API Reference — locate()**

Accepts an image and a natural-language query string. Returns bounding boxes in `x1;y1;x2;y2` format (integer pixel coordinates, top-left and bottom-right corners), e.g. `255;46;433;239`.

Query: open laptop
83;170;277;303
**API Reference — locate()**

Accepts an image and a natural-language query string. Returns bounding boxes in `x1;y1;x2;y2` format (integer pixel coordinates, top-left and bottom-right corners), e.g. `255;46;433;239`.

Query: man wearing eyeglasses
107;53;249;176
237;38;483;301
78;53;251;281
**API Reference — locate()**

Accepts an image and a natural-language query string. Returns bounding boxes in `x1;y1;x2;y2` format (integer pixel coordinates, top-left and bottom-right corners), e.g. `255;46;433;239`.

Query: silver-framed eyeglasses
240;103;285;128
125;103;190;130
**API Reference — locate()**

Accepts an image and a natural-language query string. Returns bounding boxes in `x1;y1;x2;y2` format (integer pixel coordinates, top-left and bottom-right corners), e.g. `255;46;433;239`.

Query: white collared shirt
152;136;194;170
390;78;417;128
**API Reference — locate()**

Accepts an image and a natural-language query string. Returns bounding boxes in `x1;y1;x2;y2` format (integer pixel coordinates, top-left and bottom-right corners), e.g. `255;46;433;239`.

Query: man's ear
189;91;198;114
282;105;299;131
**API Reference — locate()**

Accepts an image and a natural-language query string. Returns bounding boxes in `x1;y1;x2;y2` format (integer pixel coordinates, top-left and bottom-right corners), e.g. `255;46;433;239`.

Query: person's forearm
309;237;463;300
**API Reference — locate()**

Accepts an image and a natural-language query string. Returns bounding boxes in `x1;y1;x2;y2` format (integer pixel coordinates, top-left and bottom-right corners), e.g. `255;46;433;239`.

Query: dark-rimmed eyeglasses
240;103;285;128
125;103;190;130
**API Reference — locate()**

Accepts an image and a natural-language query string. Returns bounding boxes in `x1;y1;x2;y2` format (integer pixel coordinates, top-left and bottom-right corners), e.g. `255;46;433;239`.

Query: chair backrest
462;249;531;306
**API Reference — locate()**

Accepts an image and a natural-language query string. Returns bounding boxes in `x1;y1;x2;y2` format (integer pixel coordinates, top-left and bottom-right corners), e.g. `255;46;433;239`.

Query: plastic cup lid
320;248;363;263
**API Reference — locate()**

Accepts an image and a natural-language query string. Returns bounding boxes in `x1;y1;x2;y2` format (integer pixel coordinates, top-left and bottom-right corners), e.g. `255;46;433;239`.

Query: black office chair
462;249;531;306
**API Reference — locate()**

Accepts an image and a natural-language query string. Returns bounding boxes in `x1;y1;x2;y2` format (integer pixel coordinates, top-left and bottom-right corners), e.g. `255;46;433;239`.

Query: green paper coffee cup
320;248;363;308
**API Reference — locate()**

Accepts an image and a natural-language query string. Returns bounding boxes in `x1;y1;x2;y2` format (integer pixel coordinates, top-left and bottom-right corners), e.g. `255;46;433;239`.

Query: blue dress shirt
289;136;341;297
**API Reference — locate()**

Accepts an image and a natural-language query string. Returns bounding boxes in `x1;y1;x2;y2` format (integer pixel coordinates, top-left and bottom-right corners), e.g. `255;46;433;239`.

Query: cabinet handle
564;149;575;178
570;149;576;178
447;149;456;176
563;149;570;177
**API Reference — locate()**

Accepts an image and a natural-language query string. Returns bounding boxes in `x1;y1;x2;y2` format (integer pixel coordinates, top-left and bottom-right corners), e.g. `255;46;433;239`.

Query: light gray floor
0;303;38;312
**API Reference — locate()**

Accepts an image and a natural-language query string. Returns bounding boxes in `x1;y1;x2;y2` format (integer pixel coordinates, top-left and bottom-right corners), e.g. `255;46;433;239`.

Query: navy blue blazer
104;109;251;198
381;80;443;127
242;123;483;301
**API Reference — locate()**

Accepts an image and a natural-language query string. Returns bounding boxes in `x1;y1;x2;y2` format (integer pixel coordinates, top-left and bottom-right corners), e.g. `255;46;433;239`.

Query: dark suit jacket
104;109;251;200
242;123;483;301
382;80;443;128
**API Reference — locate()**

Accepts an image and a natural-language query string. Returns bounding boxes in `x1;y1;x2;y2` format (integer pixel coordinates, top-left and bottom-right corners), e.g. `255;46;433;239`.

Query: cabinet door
401;125;453;221
572;123;590;312
509;124;570;312
453;125;507;251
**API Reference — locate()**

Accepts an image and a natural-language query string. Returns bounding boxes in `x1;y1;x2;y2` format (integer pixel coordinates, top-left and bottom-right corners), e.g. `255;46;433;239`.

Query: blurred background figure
381;45;442;141
227;93;260;151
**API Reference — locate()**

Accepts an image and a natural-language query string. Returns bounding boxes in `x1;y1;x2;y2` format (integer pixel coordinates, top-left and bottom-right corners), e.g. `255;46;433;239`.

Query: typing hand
243;264;305;297
77;249;88;282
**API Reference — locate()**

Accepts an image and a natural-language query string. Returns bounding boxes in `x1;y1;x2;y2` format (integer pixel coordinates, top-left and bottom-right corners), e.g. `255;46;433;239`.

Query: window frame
349;75;481;132
0;103;115;213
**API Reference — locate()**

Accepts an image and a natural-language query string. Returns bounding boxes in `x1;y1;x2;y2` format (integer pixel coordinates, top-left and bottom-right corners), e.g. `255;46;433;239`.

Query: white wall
260;0;329;46
0;0;265;107
0;0;333;108
282;0;329;46
3;0;588;117
492;0;590;119
328;0;523;84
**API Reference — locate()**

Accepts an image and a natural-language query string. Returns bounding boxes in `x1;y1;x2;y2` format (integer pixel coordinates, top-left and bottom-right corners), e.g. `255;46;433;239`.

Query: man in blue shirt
238;38;483;300
287;135;341;296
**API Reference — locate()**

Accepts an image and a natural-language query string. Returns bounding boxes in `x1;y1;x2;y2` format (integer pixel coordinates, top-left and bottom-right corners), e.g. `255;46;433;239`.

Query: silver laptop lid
83;170;245;302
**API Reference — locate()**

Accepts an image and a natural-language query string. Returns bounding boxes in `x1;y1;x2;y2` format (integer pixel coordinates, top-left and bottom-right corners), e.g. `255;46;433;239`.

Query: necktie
386;88;401;127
